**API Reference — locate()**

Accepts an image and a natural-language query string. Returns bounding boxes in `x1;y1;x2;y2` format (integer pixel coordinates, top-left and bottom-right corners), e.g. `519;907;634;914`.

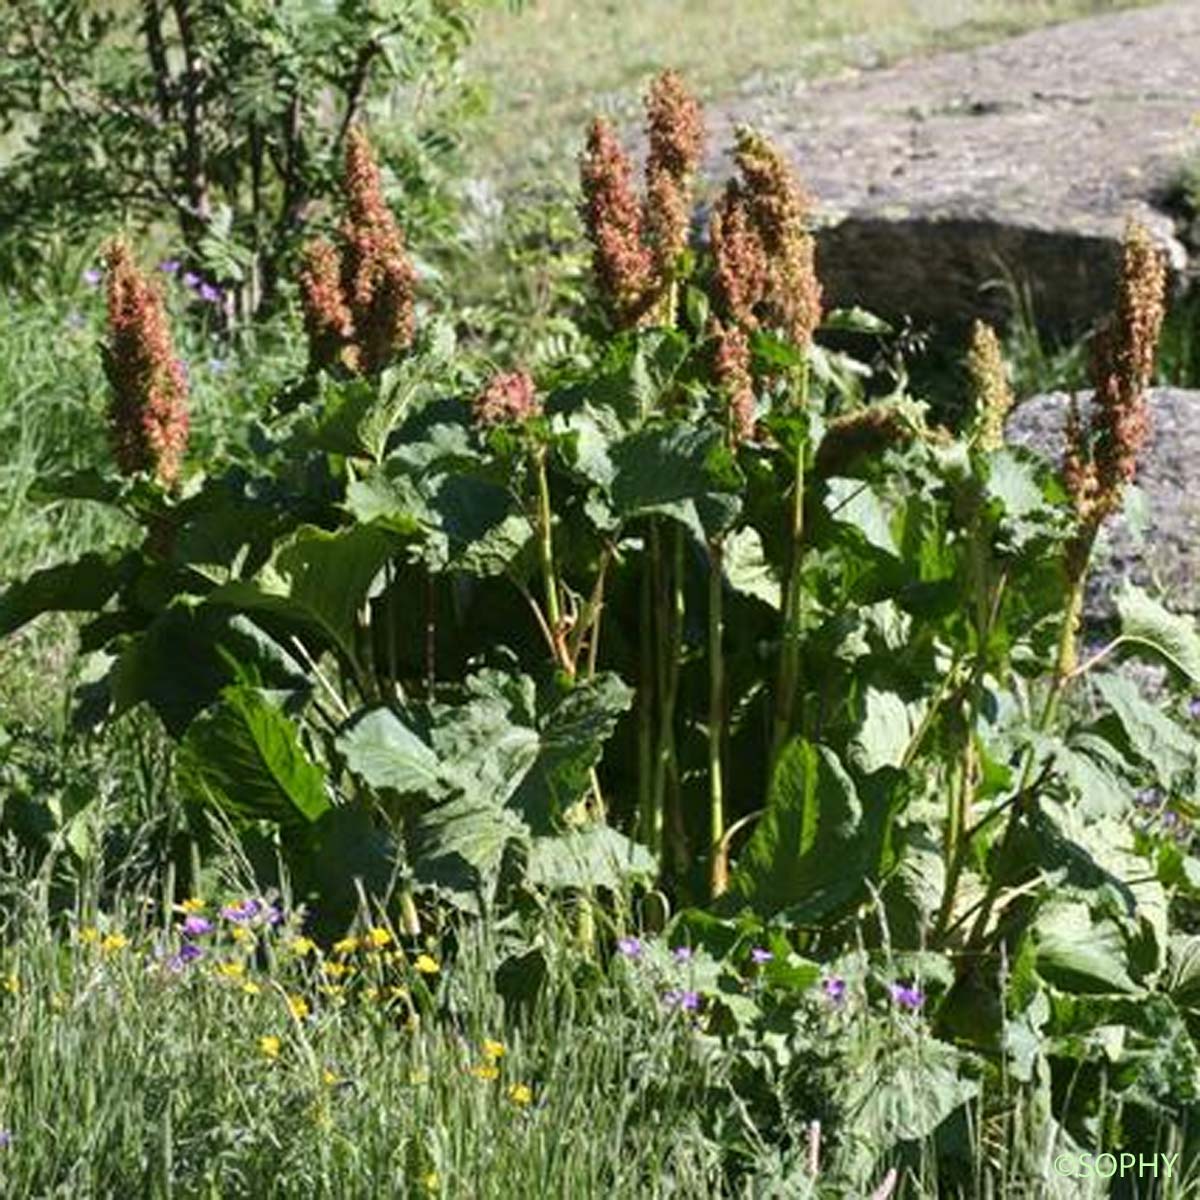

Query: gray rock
1005;387;1200;619
700;2;1200;334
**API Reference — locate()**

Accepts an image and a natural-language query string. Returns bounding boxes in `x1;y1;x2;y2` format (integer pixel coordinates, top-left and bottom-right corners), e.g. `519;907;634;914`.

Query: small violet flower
672;946;693;964
663;988;701;1012
198;282;223;305
221;898;262;924
822;976;847;1004
82;268;102;287
1189;696;1200;720
181;915;213;938
158;259;181;275
616;936;642;959
750;947;773;965
183;271;202;291
0;1130;11;1149
889;982;925;1011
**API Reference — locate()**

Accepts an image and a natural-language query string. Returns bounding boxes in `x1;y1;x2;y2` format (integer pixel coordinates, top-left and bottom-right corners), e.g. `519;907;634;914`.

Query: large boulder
701;2;1199;334
1005;387;1200;619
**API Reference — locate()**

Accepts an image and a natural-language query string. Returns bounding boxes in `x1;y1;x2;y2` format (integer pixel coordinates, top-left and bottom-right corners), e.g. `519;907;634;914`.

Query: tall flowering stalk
579;70;704;331
580;72;707;879
966;320;1013;452
299;126;417;375
102;239;190;488
1054;221;1165;703
967;221;1166;951
709;129;822;768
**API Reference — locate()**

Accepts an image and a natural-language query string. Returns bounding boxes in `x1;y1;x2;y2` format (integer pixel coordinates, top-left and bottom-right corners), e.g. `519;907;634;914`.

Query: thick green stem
533;447;568;674
708;537;728;898
637;551;657;858
771;362;810;768
652;524;685;878
965;534;1092;949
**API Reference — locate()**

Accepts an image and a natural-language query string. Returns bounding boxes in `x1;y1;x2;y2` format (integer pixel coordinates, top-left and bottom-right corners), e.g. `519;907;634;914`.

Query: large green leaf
727;739;902;922
610;422;741;540
208;524;402;664
526;824;656;891
1093;674;1197;784
299;369;423;462
0;551;140;638
849;688;914;773
1031;901;1139;995
336;707;450;799
176;686;331;827
1114;583;1200;685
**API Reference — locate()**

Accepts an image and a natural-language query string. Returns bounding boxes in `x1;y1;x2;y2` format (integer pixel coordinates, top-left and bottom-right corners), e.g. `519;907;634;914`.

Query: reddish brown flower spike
473;371;542;429
580;117;655;329
102;239;189;487
644;70;705;282
711;320;755;445
299;237;356;373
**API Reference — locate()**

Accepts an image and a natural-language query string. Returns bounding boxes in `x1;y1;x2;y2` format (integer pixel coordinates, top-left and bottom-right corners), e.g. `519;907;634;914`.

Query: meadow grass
462;0;1150;184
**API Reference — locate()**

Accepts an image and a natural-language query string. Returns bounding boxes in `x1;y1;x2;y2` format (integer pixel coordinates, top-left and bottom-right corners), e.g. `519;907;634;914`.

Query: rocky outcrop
1006;387;1200;618
701;2;1200;335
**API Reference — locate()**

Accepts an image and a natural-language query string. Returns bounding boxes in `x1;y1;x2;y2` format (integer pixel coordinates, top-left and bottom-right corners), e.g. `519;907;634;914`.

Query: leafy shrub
5;71;1200;1189
0;0;487;316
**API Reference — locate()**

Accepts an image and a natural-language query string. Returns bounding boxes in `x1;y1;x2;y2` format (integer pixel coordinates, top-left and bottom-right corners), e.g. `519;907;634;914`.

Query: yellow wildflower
332;936;359;957
216;961;246;980
101;933;129;954
409;1068;429;1085
78;926;100;945
242;981;261;997
481;1039;506;1061
322;961;352;980
231;926;253;945
180;898;205;914
366;926;392;949
3;974;18;995
289;936;318;957
363;986;380;1002
323;1068;339;1086
260;1035;281;1060
422;1172;440;1194
319;984;345;999
507;1082;533;1107
413;954;439;976
471;1064;500;1082
287;994;310;1020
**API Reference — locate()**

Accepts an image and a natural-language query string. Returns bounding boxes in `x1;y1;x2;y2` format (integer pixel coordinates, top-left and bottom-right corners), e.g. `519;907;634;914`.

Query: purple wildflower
180;942;204;964
266;904;284;927
1135;787;1161;809
0;1130;11;1149
83;268;102;287
663;988;701;1012
672;946;693;964
616;936;642;959
889;982;925;1011
198;282;223;305
822;976;846;1003
221;898;263;923
183;271;202;291
158;259;181;275
750;947;773;965
181;915;213;938
1189;696;1200;720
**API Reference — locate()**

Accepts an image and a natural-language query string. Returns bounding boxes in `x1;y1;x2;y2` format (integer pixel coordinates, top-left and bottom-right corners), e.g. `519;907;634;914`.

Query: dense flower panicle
644;70;705;278
966;320;1013;452
709;130;821;349
340;126;418;373
102;240;190;487
299;238;357;372
709;184;768;330
473;370;542;428
580;117;655;328
1063;221;1166;527
298;126;417;376
710;319;755;445
645;69;704;182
